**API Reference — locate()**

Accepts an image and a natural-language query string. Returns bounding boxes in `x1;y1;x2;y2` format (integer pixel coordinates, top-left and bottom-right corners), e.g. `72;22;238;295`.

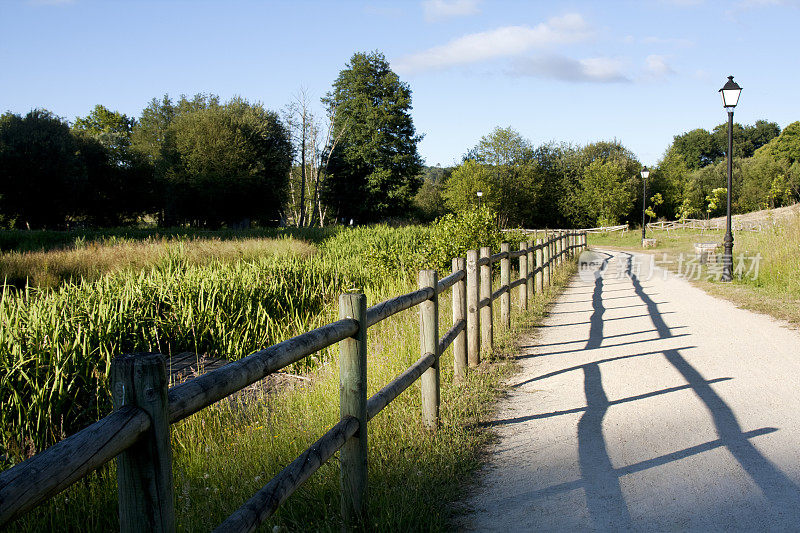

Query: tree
0;109;83;228
756;121;800;165
282;88;345;227
671;128;720;170
164;97;292;227
72;105;156;225
323;51;424;222
560;141;640;227
73;104;135;156
574;158;635;226
711;119;780;160
446;127;546;227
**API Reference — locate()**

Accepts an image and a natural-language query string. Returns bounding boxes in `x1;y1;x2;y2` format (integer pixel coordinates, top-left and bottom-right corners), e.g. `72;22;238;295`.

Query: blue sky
1;0;798;167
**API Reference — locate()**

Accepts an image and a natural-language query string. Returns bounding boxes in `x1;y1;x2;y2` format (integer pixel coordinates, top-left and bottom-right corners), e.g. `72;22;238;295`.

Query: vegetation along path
464;248;800;531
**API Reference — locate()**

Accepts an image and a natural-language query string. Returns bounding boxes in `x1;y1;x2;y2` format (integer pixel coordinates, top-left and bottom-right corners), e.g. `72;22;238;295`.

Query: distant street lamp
641;166;650;244
477;190;483;209
719;75;742;282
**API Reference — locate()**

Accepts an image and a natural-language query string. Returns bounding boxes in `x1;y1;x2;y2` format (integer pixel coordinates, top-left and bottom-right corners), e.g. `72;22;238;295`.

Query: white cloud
422;0;481;21
395;13;593;73
645;55;675;77
511;55;630;83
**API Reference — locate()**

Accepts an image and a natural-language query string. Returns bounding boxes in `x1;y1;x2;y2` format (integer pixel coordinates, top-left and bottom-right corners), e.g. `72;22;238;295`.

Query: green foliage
130;94;292;227
420;207;507;274
756;121;800;165
645;193;663;221
323;51;424;222
0;109;84;229
446;127;545;227
574;157;635;226
705;187;727;217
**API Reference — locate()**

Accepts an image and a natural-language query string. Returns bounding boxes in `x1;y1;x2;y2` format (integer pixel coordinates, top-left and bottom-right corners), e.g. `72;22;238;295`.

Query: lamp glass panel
721;88;741;107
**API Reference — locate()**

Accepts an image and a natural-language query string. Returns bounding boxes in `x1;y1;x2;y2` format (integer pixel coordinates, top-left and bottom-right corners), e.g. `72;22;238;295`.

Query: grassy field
589;213;800;327
1;213;576;530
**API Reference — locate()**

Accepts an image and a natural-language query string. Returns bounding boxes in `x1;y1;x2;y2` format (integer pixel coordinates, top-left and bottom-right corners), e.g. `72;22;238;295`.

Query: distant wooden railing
506;224;628;235
0;230;587;532
647;218;769;232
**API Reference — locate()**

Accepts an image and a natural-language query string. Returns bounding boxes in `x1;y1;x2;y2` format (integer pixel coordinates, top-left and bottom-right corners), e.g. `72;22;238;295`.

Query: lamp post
641;166;650;245
477;190;483;209
719;75;742;282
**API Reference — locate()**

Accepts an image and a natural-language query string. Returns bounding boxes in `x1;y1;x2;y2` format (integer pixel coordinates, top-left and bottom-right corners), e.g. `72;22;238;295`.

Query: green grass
589;214;800;326
0;236;316;289
3;230;577;531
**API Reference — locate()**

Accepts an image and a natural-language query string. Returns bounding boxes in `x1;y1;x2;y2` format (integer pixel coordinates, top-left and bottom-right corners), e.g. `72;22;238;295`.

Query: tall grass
6;246;577;532
0;236;315;288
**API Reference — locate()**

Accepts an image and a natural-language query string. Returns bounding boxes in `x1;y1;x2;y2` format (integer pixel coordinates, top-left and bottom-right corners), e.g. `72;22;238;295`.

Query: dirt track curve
463;248;800;532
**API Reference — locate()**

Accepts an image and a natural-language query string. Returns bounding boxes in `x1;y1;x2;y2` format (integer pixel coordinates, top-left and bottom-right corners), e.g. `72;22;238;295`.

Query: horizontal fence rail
0;230;588;531
647;218;774;232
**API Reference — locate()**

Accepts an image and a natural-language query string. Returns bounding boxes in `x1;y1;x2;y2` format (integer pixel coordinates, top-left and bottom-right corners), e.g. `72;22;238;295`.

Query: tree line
416;117;799;228
1;48;797;230
0;51;421;230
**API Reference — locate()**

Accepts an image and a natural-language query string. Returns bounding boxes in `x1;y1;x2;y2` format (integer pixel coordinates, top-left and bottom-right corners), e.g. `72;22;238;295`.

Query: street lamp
477;190;483;209
641;166;650;244
719;75;742;282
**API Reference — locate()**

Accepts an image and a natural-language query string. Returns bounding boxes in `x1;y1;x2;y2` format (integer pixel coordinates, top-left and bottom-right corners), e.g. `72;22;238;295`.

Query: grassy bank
4;227;577;530
589;213;800;326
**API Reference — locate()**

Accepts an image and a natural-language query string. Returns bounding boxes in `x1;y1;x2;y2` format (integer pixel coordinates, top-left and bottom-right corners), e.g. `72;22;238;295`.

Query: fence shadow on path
490;250;800;529
619;251;800;525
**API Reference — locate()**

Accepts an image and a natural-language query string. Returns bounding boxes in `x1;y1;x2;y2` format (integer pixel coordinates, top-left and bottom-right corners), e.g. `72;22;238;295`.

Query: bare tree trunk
299;108;307;227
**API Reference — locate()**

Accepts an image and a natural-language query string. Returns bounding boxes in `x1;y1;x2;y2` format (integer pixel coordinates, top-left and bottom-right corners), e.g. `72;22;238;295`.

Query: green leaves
323;51;423;222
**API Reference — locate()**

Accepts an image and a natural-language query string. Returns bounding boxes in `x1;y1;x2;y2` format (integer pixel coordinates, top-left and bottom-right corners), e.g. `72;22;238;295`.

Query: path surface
463;249;800;532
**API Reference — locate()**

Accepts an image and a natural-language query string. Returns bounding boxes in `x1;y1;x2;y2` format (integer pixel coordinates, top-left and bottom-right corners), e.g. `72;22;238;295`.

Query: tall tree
0;110;83;228
73;105;155;225
283;88;345;227
163;97;292;227
322;51;424;222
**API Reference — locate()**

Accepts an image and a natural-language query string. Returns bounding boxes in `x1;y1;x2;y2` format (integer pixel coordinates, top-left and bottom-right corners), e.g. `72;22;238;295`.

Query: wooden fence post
419;270;439;429
558;232;564;265
452;257;467;380
479;247;493;353
526;240;534;299
543;234;551;287
518;241;527;310
339;293;368;527
466;249;480;367
500;243;510;329
535;239;544;295
111;353;175;533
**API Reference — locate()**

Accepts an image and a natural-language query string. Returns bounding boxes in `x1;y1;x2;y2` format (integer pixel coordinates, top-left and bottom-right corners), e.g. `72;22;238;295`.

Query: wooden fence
0;230;587;532
507;224;628;235
647;218;769;232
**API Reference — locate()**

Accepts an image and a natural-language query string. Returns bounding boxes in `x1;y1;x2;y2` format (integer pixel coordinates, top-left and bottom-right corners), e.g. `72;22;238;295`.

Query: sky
1;0;799;167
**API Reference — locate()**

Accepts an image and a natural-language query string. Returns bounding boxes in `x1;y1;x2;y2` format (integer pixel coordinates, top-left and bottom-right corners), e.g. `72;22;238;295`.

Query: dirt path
462;249;800;531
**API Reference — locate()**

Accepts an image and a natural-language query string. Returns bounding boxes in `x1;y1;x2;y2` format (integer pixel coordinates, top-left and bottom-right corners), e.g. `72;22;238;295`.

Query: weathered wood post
582;231;587;251
111;353;175;533
557;232;564;265
526;240;535;299
452;257;467;380
419;270;439;429
466;249;480;367
543;233;552;287
518;241;528;310
500;243;510;329
535;239;544;295
339;293;368;527
479;247;493;353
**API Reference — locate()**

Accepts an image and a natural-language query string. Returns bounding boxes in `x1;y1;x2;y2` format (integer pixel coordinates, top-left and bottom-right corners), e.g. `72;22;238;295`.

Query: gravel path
463;249;800;532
